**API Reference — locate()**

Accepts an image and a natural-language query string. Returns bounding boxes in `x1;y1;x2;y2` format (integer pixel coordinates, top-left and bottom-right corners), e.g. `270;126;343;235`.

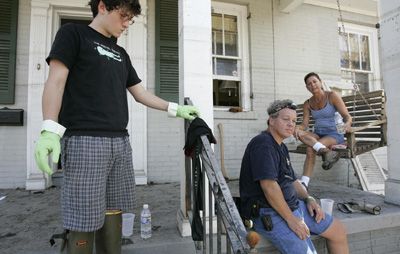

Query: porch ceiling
279;0;378;16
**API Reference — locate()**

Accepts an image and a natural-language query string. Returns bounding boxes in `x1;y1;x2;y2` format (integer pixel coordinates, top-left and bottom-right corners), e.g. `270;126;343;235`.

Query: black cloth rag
184;117;217;157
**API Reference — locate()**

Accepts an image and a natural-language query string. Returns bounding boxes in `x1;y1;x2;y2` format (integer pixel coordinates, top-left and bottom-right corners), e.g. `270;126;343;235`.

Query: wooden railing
184;98;253;254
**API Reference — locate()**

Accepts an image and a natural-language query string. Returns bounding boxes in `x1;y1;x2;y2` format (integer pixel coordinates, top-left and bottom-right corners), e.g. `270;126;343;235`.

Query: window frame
211;2;250;111
338;23;381;92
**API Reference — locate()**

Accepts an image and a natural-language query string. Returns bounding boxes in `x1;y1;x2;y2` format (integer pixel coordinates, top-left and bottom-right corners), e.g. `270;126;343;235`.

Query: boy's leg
96;137;135;253
61;136;111;231
95;210;122;254
65;231;95;254
105;137;136;214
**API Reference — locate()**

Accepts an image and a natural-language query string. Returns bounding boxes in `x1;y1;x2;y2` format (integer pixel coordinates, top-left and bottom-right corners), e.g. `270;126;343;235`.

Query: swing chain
336;0;381;121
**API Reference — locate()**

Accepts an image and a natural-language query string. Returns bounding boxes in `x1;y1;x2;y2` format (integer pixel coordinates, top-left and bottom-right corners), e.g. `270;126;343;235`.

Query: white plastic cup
122;213;135;237
320;199;334;215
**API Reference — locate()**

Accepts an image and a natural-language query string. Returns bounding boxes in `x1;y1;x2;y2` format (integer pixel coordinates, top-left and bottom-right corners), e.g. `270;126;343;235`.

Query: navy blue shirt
239;131;299;217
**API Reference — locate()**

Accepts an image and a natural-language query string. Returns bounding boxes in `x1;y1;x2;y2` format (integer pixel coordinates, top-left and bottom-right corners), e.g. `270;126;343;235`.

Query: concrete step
20;231;196;254
122;235;196;254
22;237;196;254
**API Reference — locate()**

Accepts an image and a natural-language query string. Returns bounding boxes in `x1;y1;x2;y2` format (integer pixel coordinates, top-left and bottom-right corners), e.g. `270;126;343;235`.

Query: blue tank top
310;100;337;133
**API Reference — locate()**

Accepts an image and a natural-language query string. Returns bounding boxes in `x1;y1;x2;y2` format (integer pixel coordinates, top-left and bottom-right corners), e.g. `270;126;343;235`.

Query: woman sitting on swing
295;72;352;189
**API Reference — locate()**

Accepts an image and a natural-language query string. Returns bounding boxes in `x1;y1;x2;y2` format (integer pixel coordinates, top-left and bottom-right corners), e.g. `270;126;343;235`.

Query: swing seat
290;90;387;159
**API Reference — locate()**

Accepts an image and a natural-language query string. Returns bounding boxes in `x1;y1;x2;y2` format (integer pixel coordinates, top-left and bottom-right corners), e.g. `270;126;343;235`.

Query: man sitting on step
239;99;349;254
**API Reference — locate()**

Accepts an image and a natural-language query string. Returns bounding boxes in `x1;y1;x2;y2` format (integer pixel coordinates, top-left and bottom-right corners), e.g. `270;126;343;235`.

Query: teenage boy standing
34;0;199;253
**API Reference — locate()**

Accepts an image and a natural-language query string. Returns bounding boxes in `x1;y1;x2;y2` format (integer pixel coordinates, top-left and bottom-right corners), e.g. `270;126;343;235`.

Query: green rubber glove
34;131;61;175
176;105;199;121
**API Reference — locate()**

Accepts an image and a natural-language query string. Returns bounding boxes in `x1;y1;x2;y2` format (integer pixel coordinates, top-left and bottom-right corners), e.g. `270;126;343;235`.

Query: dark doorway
61;18;91;26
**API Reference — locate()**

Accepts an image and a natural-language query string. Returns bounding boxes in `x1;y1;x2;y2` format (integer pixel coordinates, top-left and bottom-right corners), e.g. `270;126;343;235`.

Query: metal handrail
184;98;253;254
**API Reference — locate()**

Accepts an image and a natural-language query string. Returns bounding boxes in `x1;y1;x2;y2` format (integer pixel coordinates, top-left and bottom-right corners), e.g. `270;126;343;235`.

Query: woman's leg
298;131;320;183
297;130;321;148
303;145;317;177
298;132;338;185
318;136;340;170
318;136;338;148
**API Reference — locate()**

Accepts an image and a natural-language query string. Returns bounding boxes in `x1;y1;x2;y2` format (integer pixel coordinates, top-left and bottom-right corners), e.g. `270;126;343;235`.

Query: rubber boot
95;210;122;254
64;230;95;254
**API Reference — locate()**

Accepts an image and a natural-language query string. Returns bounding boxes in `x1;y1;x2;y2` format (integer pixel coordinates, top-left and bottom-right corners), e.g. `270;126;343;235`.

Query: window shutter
155;0;179;103
0;0;18;104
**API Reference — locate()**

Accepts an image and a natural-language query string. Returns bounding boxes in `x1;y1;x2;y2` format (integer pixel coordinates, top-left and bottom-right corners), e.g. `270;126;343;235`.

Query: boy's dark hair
304;72;321;84
88;0;141;18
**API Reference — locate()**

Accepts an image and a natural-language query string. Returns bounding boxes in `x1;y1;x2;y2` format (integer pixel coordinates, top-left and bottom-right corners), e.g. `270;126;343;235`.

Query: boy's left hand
176;105;199;120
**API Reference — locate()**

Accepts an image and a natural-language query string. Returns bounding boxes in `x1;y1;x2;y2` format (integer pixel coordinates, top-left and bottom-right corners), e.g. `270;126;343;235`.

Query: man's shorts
314;126;344;144
253;200;333;254
60;136;136;232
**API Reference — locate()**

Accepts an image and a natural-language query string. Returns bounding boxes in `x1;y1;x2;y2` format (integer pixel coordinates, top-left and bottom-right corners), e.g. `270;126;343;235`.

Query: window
0;0;18;104
212;2;250;110
338;23;381;94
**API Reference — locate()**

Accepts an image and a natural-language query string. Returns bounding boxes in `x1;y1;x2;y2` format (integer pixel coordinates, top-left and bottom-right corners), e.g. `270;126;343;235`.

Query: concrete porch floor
1;180;400;253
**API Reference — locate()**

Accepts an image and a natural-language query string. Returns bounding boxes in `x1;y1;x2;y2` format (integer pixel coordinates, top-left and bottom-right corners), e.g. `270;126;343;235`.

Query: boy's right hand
34;131;61;175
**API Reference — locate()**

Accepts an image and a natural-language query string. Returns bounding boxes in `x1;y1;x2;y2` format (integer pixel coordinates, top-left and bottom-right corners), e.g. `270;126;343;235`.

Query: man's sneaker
321;150;340;170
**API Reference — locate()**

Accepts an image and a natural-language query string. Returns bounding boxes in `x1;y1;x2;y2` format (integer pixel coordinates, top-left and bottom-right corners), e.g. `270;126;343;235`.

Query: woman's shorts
314;126;344;144
60;136;136;232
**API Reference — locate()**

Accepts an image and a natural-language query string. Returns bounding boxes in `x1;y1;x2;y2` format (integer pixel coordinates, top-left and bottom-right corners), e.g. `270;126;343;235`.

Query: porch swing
290;0;387;159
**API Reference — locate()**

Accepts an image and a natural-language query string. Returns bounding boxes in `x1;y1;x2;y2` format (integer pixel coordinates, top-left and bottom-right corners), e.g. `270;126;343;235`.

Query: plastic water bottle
334;112;346;134
140;204;152;239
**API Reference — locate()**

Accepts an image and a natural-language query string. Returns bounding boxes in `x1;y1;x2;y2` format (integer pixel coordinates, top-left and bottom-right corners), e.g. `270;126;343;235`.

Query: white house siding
0;0;31;188
145;0;380;184
374;147;387;172
0;0;381;187
211;0;379;185
146;0;183;183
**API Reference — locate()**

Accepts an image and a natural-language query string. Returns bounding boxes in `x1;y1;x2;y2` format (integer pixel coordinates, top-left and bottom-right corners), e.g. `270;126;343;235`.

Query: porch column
26;1;51;190
379;1;400;205
177;0;214;236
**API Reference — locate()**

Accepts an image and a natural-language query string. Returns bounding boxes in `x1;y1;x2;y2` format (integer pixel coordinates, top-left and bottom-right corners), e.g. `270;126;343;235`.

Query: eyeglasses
119;10;135;25
269;102;297;115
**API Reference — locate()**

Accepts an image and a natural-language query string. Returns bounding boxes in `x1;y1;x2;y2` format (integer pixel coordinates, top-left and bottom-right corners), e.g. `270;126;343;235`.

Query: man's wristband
41;120;66;137
304;196;316;204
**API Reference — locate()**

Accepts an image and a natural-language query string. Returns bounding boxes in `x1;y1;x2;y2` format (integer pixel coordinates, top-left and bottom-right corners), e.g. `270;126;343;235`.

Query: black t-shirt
46;24;142;137
239;131;298;217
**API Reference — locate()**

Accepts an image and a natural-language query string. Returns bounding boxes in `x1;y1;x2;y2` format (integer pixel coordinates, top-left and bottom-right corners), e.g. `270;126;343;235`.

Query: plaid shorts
60;136;136;232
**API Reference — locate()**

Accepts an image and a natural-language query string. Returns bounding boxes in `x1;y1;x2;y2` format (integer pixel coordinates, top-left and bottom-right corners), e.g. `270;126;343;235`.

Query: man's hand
305;197;325;223
286;216;310;240
176;105;199;120
34;131;61;175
